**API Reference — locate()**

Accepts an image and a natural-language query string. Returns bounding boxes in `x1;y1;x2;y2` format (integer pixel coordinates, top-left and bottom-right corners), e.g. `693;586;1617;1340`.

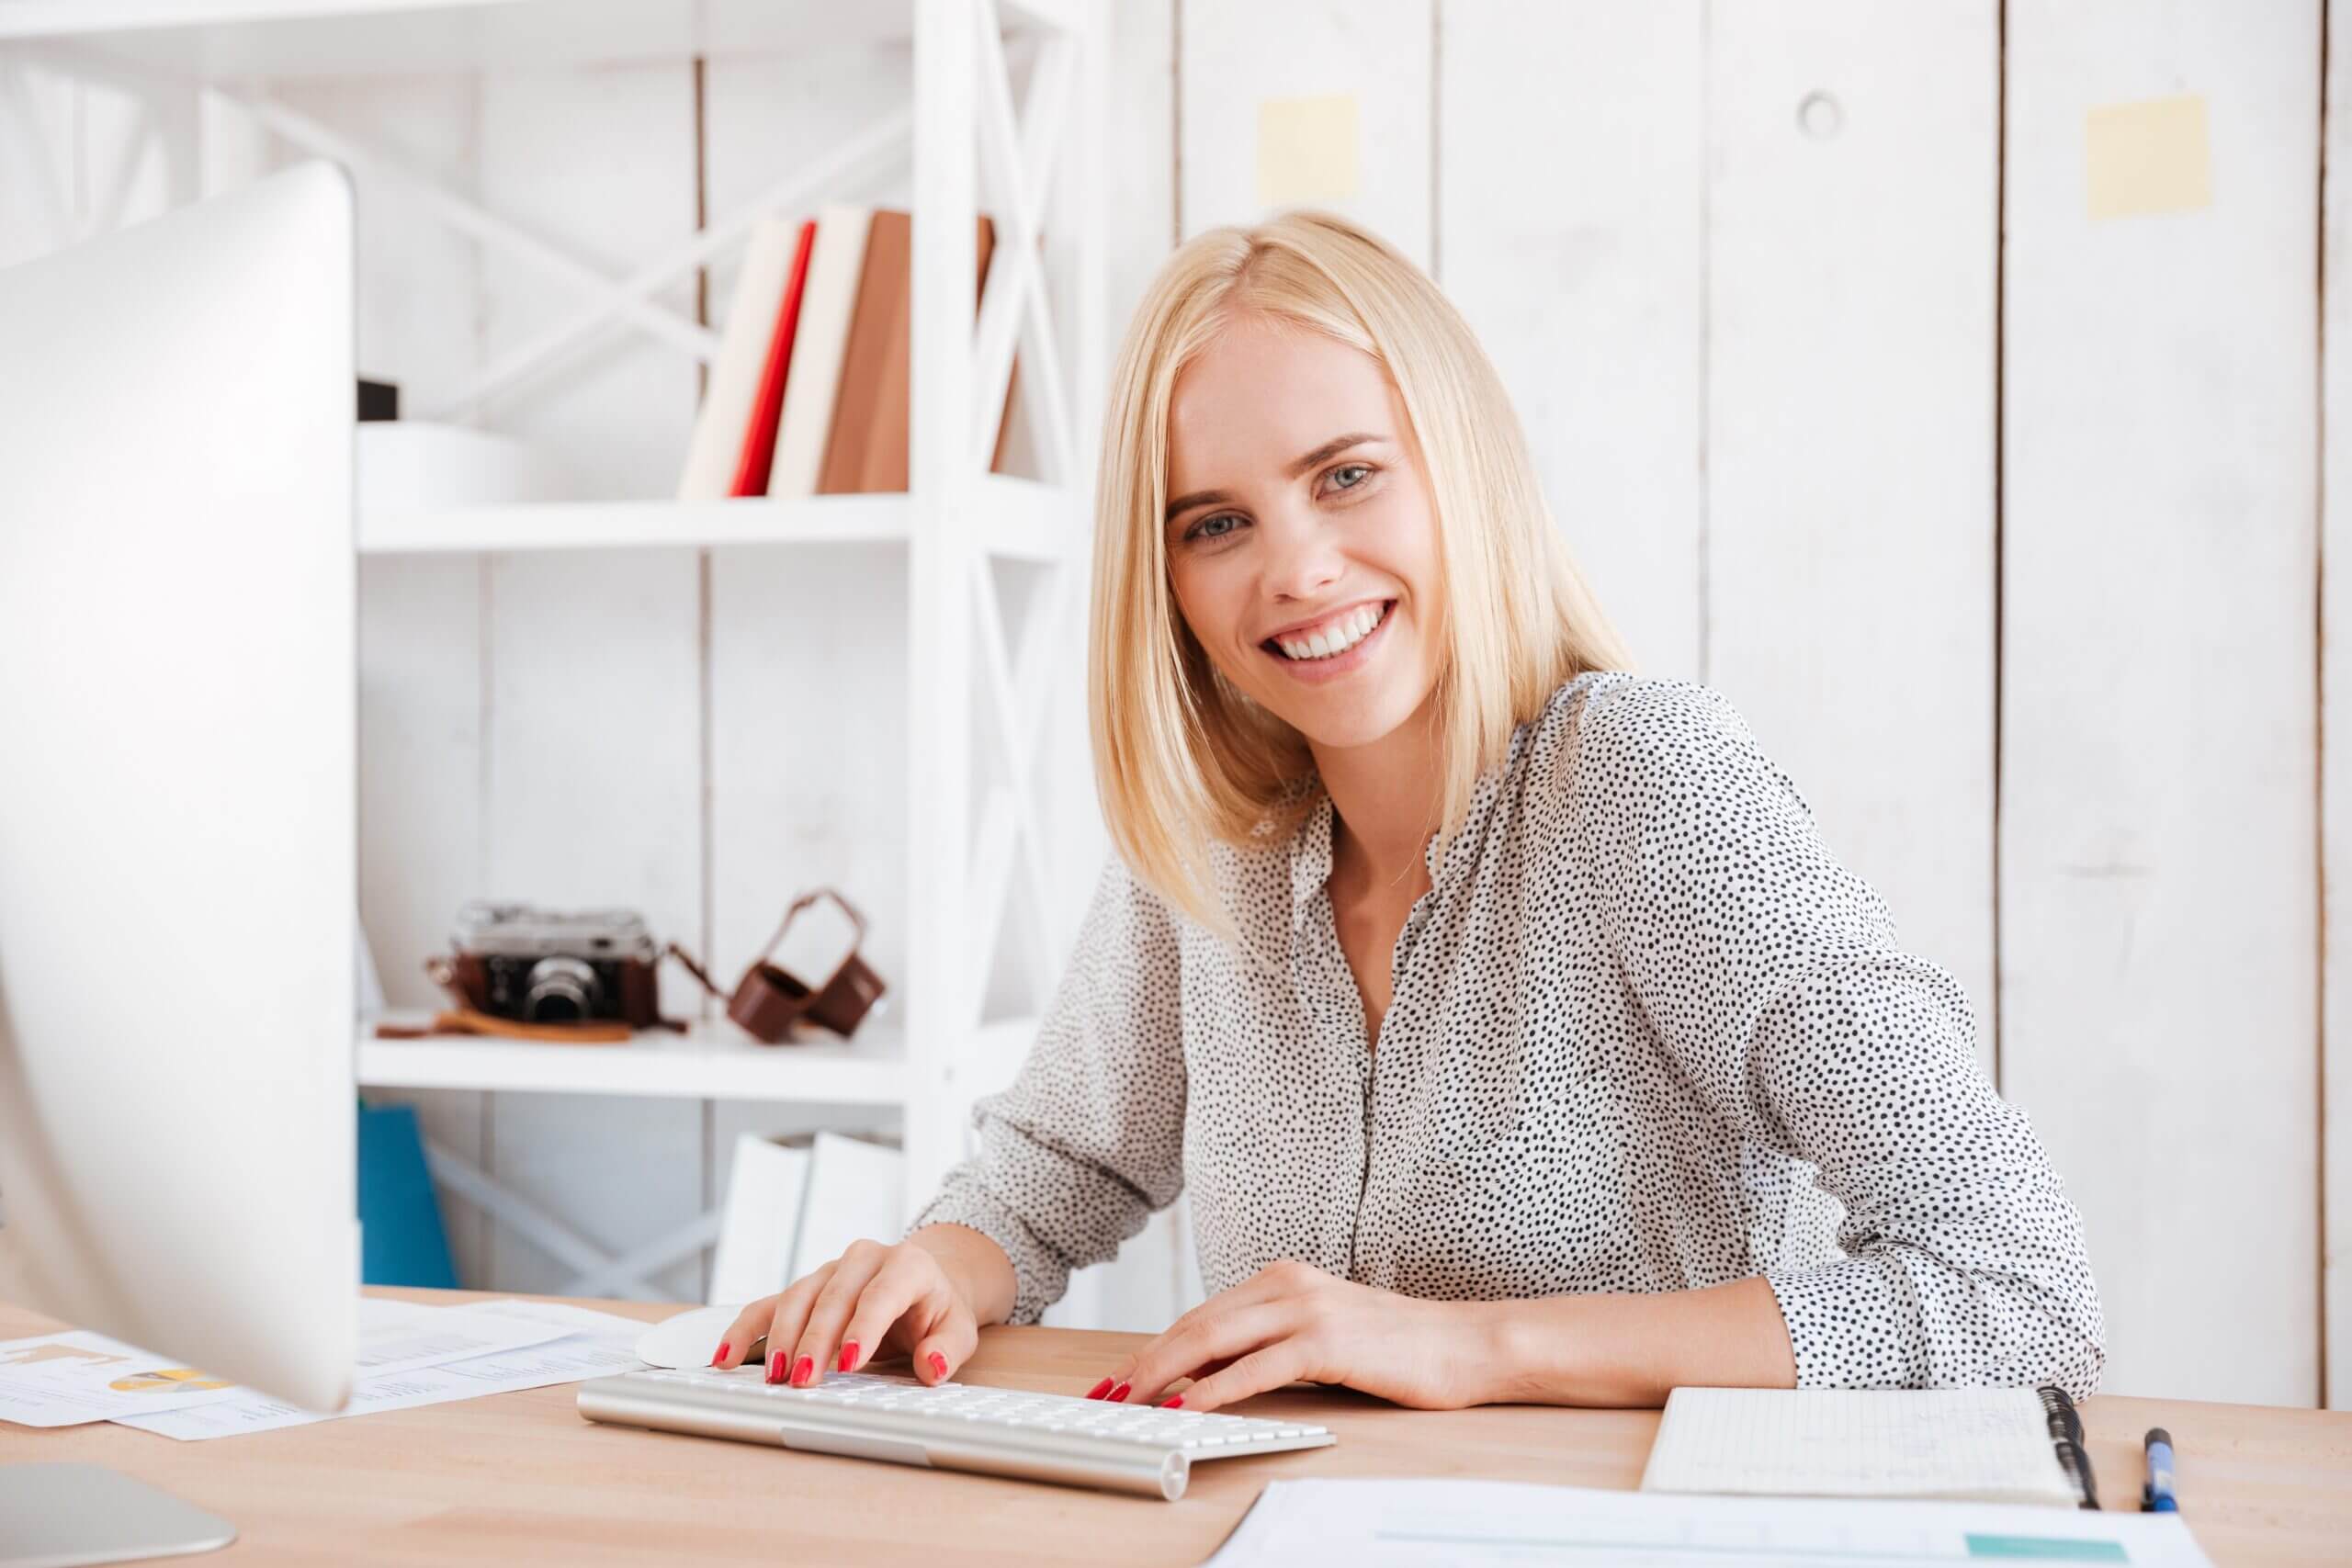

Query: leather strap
374;1006;630;1044
721;887;887;1045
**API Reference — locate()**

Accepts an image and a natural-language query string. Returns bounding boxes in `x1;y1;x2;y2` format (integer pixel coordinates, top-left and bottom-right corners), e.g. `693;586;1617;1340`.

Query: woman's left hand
1083;1259;1503;1413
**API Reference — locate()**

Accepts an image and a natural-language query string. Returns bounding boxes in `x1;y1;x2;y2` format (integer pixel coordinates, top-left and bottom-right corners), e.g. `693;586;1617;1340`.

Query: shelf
357;1011;911;1105
358;473;1076;561
0;0;1084;81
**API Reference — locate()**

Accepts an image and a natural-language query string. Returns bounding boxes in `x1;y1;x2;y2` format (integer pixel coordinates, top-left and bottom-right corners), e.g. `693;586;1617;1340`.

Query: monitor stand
0;1464;235;1566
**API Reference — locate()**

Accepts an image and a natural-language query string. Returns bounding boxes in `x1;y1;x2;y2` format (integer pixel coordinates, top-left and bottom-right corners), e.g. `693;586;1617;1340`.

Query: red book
729;219;819;498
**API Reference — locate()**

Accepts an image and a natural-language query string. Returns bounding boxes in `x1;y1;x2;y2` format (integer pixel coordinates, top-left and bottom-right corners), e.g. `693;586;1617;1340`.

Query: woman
711;210;2104;1412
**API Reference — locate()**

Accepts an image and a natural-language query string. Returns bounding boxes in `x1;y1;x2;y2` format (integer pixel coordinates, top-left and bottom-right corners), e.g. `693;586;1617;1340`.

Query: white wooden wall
2004;0;2322;1410
4;0;2342;1407
1175;0;2335;1409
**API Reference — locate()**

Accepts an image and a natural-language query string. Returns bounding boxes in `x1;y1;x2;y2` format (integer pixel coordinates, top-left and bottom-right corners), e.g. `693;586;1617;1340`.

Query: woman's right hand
707;1235;981;1389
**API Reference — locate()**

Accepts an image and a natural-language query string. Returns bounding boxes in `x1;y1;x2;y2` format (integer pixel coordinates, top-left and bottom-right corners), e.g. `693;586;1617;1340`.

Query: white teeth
1274;602;1385;661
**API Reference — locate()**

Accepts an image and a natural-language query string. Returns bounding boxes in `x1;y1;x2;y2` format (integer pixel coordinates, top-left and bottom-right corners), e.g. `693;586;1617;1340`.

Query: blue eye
1329;463;1372;490
1188;513;1242;542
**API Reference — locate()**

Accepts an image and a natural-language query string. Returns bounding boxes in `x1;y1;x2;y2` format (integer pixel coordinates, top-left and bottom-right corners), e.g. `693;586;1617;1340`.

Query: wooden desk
5;1289;2347;1565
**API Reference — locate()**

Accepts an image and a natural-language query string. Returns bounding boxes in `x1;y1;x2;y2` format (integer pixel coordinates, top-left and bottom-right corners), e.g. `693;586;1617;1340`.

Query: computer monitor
0;157;360;1450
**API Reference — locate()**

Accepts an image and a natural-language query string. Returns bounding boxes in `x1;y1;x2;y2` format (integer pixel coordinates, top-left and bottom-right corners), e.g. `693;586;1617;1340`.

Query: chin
1271;682;1432;753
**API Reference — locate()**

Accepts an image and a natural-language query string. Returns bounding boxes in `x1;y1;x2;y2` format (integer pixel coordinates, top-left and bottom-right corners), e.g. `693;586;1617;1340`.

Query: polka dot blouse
910;671;2106;1397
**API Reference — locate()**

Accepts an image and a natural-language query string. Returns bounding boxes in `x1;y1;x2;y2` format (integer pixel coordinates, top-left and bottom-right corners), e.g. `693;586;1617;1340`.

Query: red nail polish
1084;1376;1114;1400
1108;1382;1131;1404
765;1350;786;1383
711;1341;730;1367
928;1350;947;1381
791;1355;814;1387
838;1342;859;1373
1159;1395;1183;1409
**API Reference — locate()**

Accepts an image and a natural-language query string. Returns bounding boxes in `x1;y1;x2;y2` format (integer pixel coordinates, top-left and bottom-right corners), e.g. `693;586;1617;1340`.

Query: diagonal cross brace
429;107;914;421
229;85;722;367
971;23;1076;479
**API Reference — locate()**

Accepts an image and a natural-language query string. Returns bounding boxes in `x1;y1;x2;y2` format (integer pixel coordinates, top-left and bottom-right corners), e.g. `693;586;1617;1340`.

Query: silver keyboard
576;1366;1335;1500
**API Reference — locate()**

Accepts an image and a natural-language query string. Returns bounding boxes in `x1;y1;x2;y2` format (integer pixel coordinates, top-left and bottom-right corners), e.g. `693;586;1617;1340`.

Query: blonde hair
1088;209;1634;945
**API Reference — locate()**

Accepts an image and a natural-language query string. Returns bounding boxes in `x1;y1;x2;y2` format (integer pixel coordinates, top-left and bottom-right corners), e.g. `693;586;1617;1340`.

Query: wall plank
476;62;707;1300
695;37;918;1303
1177;0;1432;267
0;62;168;265
0;58;69;265
1706;0;1999;1077
289;73;497;1284
1437;0;1705;684
2323;0;2349;1415
1045;0;1184;1334
357;553;492;1284
2004;0;2321;1404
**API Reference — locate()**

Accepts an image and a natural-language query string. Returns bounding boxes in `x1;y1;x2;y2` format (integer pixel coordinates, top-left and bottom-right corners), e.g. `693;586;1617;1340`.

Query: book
766;204;874;499
814;211;1021;494
816;209;911;494
707;1133;812;1305
1638;1386;2085;1508
676;215;807;502
728;217;817;498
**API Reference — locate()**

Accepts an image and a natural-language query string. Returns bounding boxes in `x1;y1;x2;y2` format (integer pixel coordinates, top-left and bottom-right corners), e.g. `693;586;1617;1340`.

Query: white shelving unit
358;1015;914;1105
5;0;1107;1299
360;472;1073;558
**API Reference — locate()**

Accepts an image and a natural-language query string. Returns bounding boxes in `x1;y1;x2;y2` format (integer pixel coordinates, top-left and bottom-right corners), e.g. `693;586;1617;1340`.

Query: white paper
3;1297;628;1429
454;1298;650;1337
1207;1478;2216;1568
1642;1388;2078;1506
345;1297;574;1379
112;1325;644;1442
0;1328;248;1427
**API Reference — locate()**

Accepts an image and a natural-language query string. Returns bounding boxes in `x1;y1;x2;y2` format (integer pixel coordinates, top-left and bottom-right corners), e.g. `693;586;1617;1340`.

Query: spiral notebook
1640;1387;2086;1507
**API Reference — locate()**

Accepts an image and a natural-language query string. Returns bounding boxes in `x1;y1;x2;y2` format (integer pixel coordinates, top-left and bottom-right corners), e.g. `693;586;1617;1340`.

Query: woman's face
1161;316;1443;751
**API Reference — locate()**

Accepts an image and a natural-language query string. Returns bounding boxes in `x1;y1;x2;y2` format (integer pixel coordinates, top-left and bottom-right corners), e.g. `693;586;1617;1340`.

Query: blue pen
2142;1427;2178;1512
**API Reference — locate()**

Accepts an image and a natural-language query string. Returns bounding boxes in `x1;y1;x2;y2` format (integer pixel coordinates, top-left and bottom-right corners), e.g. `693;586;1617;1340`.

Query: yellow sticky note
1258;93;1359;206
2086;94;2211;220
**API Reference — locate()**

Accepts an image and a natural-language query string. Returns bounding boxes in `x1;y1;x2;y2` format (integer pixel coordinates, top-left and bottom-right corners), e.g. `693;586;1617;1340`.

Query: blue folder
356;1098;458;1289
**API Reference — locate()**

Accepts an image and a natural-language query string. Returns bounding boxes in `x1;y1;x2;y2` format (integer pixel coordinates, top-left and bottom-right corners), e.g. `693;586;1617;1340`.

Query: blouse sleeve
1569;679;2106;1397
904;849;1188;1325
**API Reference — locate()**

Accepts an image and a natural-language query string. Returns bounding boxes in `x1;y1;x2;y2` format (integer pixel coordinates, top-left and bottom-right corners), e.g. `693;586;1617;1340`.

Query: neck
1310;695;1442;896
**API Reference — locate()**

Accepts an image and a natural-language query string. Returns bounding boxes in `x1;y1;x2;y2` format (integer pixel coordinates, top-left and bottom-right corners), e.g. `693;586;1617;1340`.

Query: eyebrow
1163;433;1385;525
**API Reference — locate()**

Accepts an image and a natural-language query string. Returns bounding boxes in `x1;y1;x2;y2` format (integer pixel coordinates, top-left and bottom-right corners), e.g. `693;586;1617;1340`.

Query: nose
1257;507;1346;604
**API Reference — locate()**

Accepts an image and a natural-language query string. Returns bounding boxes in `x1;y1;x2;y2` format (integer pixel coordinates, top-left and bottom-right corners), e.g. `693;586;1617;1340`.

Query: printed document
1;1296;610;1429
1206;1478;2214;1568
112;1300;646;1441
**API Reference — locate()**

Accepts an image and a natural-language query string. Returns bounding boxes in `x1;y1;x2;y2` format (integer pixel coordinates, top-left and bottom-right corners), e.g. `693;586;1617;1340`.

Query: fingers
1163;1343;1301;1415
1078;1262;1306;1401
711;1278;824;1370
784;1239;894;1385
1114;1301;1294;1407
1135;1266;1295;1359
910;1304;980;1387
832;1247;956;1377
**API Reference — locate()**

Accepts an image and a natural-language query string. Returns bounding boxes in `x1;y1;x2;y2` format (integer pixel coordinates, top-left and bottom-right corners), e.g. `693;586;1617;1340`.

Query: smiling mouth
1262;599;1396;661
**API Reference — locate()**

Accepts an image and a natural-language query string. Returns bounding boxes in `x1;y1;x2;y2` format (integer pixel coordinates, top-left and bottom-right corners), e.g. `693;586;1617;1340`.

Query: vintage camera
444;902;666;1027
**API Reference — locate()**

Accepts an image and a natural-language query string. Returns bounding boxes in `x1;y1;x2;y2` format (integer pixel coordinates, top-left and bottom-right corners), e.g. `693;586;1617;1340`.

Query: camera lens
524;955;601;1023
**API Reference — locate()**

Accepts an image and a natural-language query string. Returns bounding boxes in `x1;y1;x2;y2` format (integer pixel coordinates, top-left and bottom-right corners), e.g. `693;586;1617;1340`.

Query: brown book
816;211;1020;494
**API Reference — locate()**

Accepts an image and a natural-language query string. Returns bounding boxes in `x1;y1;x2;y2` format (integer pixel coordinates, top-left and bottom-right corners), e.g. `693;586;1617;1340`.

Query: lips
1262;599;1395;661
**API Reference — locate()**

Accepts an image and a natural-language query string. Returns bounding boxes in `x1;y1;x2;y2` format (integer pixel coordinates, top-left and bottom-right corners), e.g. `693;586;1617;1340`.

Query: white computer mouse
634;1302;763;1370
